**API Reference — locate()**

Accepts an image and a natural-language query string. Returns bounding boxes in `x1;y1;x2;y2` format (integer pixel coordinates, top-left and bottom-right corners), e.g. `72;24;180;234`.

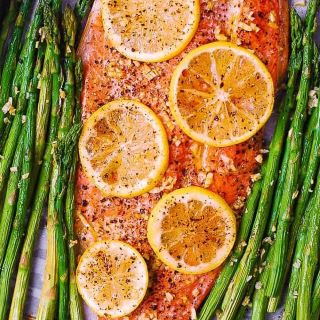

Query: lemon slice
79;100;169;198
169;41;274;147
101;0;200;62
76;240;149;318
147;186;236;274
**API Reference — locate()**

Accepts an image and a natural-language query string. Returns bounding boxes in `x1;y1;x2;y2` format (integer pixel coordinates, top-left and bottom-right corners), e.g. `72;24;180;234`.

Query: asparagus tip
63;6;77;48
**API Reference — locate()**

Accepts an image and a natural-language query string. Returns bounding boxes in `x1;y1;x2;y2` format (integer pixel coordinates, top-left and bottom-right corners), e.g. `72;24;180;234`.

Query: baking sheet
23;0;315;319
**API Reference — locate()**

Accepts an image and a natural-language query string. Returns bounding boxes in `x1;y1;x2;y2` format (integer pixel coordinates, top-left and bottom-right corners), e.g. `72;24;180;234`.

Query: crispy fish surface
76;0;288;319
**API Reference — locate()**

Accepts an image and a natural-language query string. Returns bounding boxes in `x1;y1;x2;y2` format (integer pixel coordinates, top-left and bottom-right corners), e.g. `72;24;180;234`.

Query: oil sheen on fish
76;0;288;319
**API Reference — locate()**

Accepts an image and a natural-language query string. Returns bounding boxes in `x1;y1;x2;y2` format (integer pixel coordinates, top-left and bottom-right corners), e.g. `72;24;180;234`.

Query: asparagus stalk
251;11;304;317
296;168;320;320
282;201;314;319
10;22;44;105
54;7;77;319
7;41;47;320
300;43;320;182
36;149;60;320
36;5;62;319
75;0;93;24
0;43;37;320
32;50;52;189
55;124;81;320
311;269;320;320
0;129;25;268
0;0;33;137
51;0;61;13
0;0;19;60
60;6;76;140
265;0;319;298
0;3;42;196
65;59;84;320
294;45;320;317
234;271;258;320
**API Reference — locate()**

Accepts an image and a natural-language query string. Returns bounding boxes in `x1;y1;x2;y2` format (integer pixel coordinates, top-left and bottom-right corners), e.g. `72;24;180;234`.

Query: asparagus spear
0;42;37;320
265;0;319;298
53;7;77;319
60;6;76;139
311;269;320;320
281;190;319;319
234;271;258;320
36;149;60;320
51;0;61;13
294;45;320;317
65;59;84;320
251;11;304;317
296;167;320;320
0;129;25;268
300;43;320;182
75;0;93;24
0;0;19;60
0;0;33;137
0;3;42;196
32;50;52;189
55;124;81;320
7;41;47;320
36;5;62;319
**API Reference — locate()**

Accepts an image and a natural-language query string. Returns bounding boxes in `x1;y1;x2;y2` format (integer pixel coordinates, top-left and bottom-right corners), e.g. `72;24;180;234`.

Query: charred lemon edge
101;0;201;63
78;99;170;198
76;239;149;318
147;186;237;274
169;41;275;147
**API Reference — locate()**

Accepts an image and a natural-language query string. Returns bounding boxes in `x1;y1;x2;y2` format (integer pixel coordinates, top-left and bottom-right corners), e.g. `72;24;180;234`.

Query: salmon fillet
76;0;288;319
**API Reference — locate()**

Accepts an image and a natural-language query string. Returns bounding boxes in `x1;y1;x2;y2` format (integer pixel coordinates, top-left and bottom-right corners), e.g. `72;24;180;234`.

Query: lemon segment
147;186;236;274
101;0;200;62
79;99;169;198
76;240;149;318
169;41;274;147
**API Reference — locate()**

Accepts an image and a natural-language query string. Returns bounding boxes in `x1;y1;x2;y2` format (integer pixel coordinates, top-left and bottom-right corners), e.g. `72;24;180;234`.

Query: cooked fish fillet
76;0;288;319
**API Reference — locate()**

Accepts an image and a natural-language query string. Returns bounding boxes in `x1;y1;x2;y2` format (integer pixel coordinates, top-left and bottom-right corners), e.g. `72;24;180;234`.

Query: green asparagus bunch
66;59;84;320
265;0;319;299
0;0;42;195
8;41;50;320
0;31;39;319
251;10;304;317
0;0;33;138
199;7;304;320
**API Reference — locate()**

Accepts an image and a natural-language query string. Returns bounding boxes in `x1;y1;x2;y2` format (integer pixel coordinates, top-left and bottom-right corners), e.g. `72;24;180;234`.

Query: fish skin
76;0;288;319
